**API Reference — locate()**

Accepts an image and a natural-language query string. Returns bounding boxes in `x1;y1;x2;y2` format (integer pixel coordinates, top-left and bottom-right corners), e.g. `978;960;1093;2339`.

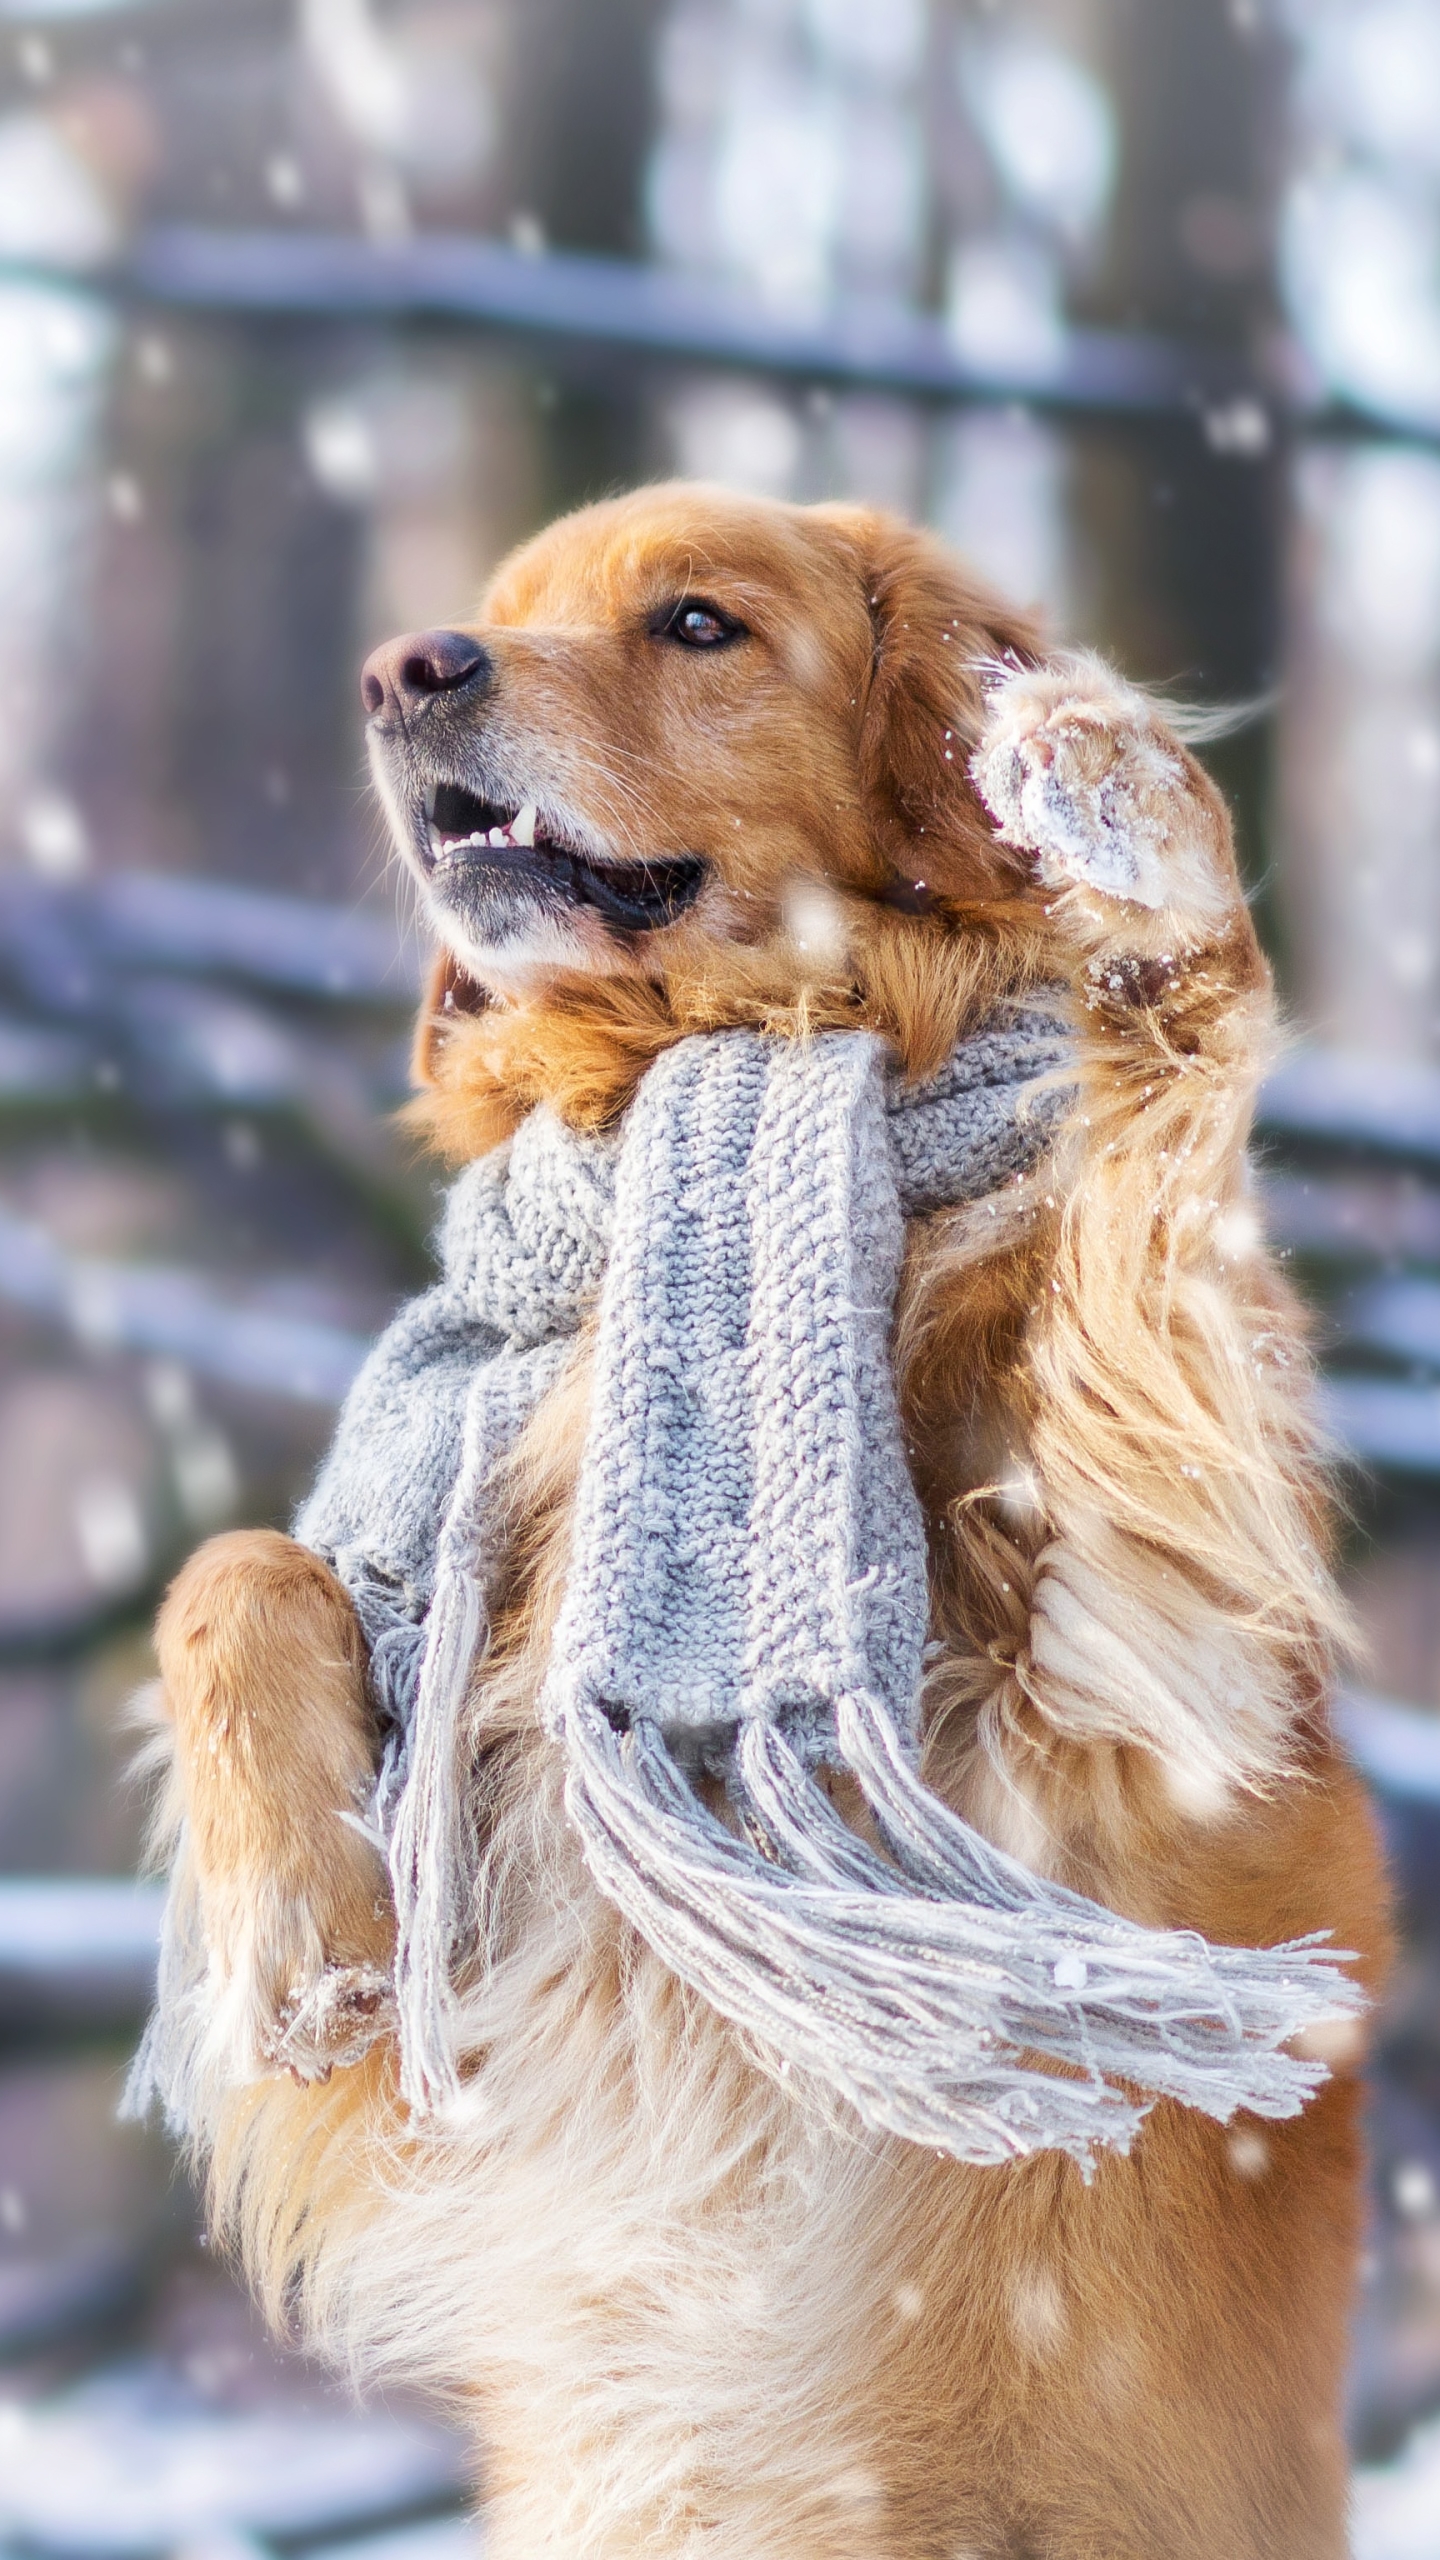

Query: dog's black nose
361;628;492;719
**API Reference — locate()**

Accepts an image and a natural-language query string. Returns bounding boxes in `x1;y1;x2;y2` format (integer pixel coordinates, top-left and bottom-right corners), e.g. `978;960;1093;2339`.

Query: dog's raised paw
263;1961;396;2083
970;656;1226;922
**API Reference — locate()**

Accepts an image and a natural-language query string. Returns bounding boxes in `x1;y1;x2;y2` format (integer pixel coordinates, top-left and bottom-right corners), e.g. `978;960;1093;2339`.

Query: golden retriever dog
147;482;1389;2558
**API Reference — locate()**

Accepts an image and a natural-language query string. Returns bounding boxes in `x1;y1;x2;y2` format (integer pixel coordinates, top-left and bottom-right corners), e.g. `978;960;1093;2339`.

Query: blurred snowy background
0;2;1439;2553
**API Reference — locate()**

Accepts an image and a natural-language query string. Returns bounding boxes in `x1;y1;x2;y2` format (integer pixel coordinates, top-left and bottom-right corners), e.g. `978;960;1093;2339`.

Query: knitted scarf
137;1006;1362;2168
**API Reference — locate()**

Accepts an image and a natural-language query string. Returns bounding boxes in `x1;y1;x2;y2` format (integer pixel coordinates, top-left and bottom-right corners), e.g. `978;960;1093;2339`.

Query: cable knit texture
133;1006;1364;2166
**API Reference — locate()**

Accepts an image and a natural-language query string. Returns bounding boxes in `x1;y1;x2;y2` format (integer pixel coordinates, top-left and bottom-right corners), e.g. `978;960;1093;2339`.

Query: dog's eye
652;599;746;650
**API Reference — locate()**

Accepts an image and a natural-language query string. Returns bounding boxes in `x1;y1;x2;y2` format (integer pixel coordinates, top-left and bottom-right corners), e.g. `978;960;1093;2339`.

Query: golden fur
147;485;1390;2557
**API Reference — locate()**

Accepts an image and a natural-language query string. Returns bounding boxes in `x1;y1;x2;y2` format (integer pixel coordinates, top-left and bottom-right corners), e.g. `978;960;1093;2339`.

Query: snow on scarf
140;1005;1364;2169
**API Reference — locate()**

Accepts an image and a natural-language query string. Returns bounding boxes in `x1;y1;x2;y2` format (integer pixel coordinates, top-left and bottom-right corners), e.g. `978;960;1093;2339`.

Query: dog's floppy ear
812;504;1042;906
410;947;488;1087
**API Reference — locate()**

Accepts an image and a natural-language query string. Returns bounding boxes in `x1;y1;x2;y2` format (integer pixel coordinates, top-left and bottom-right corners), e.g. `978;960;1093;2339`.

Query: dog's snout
361;628;492;720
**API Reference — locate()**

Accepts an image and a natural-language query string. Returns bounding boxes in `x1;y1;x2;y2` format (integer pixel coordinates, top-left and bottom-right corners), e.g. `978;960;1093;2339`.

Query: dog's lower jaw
423;882;657;999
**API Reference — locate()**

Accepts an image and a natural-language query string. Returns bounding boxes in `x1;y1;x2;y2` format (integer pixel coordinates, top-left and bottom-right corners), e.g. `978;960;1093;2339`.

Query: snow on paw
970;654;1235;931
263;1960;396;2083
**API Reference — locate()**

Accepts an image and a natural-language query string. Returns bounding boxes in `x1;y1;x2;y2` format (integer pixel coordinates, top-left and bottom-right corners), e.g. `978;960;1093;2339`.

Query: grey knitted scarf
136;1006;1363;2168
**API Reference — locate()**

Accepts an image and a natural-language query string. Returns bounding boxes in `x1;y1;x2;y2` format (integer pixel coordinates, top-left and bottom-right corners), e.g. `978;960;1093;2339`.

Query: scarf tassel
553;1683;1362;2174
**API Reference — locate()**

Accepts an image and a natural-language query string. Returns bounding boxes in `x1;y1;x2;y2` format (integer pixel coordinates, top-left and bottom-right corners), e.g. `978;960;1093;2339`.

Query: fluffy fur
144;485;1390;2558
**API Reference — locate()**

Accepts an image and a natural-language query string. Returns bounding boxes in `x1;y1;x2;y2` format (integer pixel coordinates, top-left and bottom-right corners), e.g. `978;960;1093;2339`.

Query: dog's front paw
971;656;1237;934
194;1865;396;2091
263;1960;396;2083
156;1528;397;2093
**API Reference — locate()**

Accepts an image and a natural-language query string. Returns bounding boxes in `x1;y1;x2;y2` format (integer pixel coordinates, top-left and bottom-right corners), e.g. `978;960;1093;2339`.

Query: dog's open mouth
425;782;706;933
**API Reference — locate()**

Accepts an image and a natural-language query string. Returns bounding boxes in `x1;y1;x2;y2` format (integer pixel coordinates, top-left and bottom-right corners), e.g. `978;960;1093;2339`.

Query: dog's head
361;482;1045;1142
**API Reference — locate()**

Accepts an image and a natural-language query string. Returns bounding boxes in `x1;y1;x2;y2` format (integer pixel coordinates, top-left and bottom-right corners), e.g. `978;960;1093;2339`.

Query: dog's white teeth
512;801;537;848
487;825;510;848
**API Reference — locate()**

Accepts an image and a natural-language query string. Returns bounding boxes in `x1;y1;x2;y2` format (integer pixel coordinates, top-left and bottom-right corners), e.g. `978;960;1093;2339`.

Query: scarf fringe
553;1682;1361;2175
388;1561;480;2113
388;1336;574;2112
